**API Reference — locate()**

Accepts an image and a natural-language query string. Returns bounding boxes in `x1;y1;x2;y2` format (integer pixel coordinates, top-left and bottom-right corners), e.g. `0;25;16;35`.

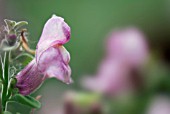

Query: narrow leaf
13;53;33;67
11;94;41;109
4;19;16;30
14;21;28;30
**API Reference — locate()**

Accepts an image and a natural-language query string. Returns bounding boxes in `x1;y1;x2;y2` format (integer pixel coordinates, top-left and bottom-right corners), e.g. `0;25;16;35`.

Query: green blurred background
1;0;170;114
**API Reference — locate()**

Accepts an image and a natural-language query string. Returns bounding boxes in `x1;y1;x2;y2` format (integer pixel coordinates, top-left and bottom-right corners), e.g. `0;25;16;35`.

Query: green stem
2;85;8;111
1;52;10;112
0;55;3;113
0;55;3;81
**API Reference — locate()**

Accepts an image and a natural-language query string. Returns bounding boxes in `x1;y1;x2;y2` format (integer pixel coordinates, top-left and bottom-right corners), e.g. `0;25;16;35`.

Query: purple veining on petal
62;21;71;43
16;59;45;95
37;46;72;84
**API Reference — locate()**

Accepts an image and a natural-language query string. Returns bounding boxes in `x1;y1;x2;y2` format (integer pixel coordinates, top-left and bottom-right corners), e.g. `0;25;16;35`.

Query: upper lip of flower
35;14;72;82
36;14;71;64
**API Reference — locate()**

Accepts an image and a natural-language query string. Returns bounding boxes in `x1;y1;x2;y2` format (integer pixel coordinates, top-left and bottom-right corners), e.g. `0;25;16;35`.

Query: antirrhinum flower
16;15;72;95
82;28;148;96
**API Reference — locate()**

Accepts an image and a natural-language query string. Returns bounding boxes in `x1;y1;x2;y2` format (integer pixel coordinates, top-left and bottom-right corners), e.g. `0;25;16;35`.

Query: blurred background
0;0;170;114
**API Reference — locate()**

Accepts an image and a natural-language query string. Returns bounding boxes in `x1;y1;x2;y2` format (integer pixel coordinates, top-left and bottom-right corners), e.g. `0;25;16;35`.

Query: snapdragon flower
16;15;72;95
82;28;148;96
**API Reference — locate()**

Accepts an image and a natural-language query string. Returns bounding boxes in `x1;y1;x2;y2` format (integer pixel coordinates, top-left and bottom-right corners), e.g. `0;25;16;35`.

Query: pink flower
82;28;148;96
106;28;148;67
16;15;72;95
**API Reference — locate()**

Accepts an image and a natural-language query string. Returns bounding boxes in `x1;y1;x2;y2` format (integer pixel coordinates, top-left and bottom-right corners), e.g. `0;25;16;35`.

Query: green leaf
13;53;33;67
11;52;33;74
4;19;16;30
6;78;17;98
14;21;28;30
14;53;34;62
3;111;12;114
11;94;41;109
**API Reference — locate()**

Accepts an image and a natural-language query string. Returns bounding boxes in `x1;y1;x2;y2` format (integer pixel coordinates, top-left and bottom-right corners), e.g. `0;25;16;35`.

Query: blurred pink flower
82;60;133;96
16;15;72;95
106;28;148;67
82;28;148;96
146;96;170;114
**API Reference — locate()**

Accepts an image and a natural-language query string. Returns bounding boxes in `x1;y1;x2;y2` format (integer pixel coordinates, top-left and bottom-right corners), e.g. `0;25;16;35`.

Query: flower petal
37;46;72;84
36;15;70;59
16;59;45;95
